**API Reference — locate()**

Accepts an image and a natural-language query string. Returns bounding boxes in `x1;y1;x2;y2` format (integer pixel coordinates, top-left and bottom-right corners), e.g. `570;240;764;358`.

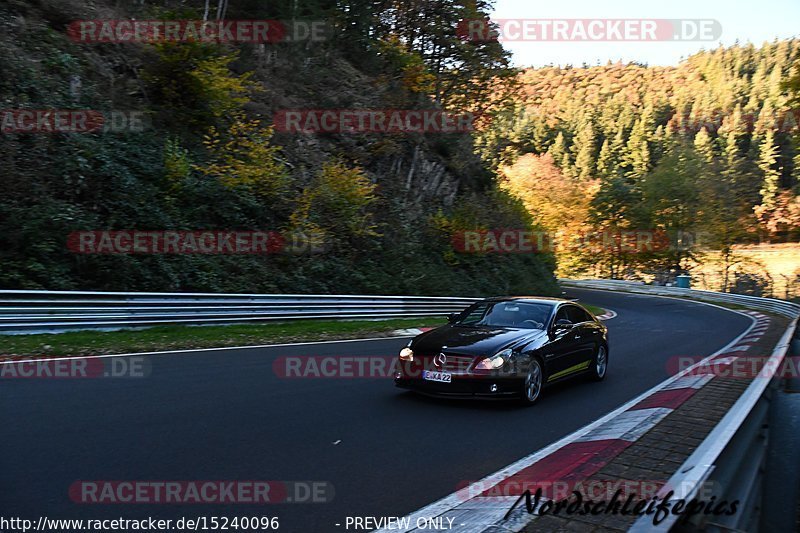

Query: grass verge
0;317;447;358
582;304;606;316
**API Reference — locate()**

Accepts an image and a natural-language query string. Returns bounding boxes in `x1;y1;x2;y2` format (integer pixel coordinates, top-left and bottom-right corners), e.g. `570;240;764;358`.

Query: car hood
411;324;547;356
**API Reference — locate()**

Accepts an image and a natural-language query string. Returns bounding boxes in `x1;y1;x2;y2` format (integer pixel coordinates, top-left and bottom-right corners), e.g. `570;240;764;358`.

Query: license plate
422;370;452;383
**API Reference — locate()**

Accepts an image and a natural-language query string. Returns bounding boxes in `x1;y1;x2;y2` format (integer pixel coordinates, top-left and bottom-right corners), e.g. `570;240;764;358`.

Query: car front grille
417;352;477;372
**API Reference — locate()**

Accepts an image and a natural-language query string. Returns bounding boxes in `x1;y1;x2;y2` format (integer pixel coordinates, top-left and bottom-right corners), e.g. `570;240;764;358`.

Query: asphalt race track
0;289;753;532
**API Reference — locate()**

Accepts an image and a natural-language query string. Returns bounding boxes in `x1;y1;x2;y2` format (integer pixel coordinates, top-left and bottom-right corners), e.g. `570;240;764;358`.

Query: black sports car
394;297;608;404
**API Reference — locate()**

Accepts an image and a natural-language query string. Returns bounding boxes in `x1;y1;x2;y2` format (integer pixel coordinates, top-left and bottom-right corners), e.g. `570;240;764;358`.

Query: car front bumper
394;377;521;398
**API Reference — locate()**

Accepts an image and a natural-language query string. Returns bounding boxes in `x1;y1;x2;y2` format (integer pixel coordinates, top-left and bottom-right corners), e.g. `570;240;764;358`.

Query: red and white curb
596;308;617;321
375;311;767;533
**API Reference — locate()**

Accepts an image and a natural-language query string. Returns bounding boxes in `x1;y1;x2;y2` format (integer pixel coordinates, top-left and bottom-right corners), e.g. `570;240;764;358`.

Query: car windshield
455;301;553;329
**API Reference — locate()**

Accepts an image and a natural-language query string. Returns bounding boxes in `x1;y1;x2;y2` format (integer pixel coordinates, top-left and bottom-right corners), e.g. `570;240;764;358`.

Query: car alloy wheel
522;359;543;404
592;345;608;381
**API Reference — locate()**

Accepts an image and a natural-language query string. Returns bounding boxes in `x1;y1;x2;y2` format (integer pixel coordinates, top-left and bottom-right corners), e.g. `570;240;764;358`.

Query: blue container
675;275;691;289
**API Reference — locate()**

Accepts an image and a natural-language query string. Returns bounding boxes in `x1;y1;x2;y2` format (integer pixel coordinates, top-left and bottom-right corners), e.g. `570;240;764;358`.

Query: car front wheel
590;345;608;381
521;358;544;405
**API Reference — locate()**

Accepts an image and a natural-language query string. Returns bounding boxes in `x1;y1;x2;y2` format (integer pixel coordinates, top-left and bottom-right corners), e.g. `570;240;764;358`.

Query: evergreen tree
574;118;597;180
755;129;782;235
693;127;716;164
596;139;614;178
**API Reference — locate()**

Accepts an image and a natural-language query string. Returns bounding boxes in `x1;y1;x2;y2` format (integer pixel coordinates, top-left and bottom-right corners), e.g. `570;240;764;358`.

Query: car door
542;305;582;381
566;305;599;368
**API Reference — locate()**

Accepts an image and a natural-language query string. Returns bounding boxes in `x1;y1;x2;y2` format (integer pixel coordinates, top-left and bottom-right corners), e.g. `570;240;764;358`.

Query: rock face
278;134;464;221
395;145;460;207
259;53;476;220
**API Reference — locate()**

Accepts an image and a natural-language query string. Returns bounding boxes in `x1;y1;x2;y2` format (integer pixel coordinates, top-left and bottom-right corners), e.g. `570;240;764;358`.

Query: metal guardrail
560;278;800;318
562;279;800;533
0;290;480;335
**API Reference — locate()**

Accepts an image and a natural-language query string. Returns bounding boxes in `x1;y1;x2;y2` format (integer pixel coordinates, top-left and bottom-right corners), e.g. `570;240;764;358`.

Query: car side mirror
446;313;459;323
553;319;573;331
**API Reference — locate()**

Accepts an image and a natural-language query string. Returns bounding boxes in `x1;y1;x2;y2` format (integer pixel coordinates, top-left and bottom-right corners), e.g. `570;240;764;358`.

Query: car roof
481;296;570;306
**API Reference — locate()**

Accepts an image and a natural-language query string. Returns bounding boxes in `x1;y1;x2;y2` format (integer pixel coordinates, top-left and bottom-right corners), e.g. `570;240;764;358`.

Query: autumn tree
290;161;379;249
195;114;289;204
500;153;597;276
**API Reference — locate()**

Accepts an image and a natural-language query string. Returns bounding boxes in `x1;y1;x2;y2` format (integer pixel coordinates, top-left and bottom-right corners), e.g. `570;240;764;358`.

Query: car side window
580;308;596;323
554;306;570;323
459;303;489;325
566;305;591;324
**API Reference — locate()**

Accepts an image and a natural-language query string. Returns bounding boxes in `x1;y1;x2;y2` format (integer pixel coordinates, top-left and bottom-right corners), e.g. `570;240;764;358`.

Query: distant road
0;288;752;532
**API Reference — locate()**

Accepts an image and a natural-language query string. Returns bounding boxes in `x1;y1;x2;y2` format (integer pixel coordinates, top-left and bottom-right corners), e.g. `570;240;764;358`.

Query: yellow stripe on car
547;360;590;381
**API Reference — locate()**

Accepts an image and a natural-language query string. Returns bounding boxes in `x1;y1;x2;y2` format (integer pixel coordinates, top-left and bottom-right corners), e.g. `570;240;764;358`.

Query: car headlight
475;348;513;370
399;347;414;361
